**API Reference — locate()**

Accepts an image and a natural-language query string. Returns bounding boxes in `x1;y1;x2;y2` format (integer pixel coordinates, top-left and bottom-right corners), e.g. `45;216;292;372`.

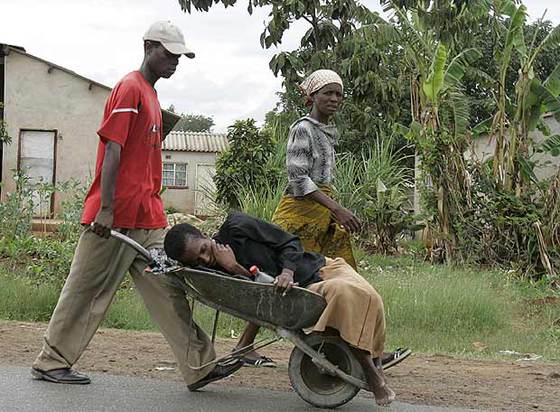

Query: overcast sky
1;0;557;131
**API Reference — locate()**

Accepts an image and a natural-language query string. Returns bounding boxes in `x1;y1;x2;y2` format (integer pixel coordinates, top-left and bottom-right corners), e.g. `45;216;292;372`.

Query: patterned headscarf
300;69;344;106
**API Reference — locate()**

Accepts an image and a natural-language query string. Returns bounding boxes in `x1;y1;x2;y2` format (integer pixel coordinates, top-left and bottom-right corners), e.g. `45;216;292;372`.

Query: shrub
0;173;86;286
214;119;282;209
334;137;418;252
57;179;88;242
0;171;35;240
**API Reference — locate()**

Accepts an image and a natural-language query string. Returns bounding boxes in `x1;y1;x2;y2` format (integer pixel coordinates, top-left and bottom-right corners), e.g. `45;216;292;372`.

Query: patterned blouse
284;116;338;197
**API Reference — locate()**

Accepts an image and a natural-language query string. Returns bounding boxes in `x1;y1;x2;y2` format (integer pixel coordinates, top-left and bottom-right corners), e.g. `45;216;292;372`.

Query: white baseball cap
143;20;195;58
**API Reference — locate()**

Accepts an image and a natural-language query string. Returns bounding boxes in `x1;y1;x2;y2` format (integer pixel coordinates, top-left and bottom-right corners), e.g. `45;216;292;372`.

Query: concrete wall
468;115;560;181
1;49;109;215
412;116;560;217
160;150;217;214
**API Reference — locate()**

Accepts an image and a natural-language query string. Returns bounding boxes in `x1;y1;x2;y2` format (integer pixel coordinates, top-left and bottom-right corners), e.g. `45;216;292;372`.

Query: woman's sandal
381;347;412;370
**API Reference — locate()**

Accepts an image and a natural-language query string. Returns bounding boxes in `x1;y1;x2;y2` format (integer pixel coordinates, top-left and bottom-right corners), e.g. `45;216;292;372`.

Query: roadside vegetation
1;251;559;360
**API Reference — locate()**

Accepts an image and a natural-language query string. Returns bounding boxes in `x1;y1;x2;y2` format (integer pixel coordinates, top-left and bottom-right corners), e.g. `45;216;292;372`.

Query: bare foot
373;384;395;407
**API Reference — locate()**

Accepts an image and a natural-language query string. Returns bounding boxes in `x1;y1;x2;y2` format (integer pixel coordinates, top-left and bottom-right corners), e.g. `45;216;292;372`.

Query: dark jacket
213;212;325;287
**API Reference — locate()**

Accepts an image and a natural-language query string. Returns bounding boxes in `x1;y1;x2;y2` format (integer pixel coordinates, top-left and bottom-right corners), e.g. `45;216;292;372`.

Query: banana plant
388;0;482;261
479;0;560;192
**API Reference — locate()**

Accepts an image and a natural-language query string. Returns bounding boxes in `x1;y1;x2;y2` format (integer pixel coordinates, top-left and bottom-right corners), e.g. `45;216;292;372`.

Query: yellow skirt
272;188;357;269
307;257;385;357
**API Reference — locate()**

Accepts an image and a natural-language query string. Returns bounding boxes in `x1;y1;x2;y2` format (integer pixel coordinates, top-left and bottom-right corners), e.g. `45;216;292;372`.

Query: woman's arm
306;190;362;233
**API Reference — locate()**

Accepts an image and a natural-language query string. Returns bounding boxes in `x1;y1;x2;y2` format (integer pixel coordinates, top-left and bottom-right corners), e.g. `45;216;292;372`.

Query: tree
178;1;367;53
174;114;215;132
384;0;484;261
214;119;280;208
166;105;215;132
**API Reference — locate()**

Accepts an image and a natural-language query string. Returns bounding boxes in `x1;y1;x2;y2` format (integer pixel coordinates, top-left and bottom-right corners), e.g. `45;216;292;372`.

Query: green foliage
57;180;88;243
171;111;215;133
179;0;405;154
333;137;417;253
0;171;87;287
180;0;560;276
0;103;10;144
3;254;560;359
0;171;36;240
449;165;557;273
178;1;367;53
0;272;60;322
214;119;281;208
360;253;560;359
237;177;287;222
0;235;76;287
381;0;493;45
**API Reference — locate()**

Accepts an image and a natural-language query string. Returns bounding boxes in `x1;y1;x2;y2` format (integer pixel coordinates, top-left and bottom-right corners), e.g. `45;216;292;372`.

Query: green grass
1;253;559;361
0;264;249;337
0;272;61;322
355;250;560;360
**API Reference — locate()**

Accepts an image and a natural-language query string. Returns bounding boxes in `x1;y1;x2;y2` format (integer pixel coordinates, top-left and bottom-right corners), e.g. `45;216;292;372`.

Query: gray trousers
32;228;215;385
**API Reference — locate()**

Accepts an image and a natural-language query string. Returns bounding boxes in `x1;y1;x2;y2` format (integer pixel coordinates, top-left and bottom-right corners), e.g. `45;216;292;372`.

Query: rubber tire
288;333;363;409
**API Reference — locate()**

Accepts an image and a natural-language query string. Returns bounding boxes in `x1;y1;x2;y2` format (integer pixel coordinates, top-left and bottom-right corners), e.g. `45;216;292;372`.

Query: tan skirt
307;257;385;357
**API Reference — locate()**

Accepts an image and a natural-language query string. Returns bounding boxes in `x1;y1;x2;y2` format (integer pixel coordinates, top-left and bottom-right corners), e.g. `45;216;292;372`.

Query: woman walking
272;69;360;268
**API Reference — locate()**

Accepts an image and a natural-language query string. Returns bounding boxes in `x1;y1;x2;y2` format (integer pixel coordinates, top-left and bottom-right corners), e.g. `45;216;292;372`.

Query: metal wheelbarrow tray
175;267;326;331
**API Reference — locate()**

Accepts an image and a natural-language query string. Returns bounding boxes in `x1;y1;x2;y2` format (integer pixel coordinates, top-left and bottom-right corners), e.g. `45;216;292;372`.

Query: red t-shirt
81;71;167;229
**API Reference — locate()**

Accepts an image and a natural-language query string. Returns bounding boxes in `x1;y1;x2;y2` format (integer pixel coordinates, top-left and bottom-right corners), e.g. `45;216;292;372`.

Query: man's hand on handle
91;208;114;238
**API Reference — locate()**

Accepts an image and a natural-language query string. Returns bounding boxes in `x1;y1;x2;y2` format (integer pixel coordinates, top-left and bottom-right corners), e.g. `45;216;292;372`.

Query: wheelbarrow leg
211;310;220;343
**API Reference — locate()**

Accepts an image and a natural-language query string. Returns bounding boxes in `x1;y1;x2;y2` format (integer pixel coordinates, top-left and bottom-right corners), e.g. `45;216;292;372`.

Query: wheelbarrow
109;229;368;409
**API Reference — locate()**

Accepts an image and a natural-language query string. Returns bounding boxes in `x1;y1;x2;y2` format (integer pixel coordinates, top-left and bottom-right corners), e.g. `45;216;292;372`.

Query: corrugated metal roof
163;131;229;153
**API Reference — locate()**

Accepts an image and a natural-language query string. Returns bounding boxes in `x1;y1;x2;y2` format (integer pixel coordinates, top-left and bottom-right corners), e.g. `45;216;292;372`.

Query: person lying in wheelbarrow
164;211;396;407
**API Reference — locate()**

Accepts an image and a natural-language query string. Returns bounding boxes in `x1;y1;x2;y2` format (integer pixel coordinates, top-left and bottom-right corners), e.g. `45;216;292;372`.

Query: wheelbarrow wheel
288;333;363;409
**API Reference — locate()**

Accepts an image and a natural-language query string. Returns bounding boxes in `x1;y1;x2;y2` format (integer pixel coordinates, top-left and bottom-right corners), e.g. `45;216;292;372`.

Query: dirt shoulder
1;321;559;411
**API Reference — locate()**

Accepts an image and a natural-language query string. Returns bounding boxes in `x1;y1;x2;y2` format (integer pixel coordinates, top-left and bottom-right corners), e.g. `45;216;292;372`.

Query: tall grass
0;274;60;322
334;137;416;251
0;269;250;338
357;251;560;359
236;177;287;221
263;113;292;172
334;136;414;213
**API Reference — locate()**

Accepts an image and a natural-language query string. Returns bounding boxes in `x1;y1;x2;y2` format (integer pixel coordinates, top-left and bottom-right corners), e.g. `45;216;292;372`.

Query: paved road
0;367;479;412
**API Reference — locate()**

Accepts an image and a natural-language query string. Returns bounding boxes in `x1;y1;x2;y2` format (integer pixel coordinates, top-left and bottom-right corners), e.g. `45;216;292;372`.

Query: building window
163;162;187;187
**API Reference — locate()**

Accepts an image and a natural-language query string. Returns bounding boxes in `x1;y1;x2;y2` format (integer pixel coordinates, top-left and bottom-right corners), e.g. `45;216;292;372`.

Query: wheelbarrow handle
108;229;152;262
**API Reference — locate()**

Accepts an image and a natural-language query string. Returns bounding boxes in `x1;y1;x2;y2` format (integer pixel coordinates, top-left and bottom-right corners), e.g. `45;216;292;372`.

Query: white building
0;43;225;218
162;131;228;215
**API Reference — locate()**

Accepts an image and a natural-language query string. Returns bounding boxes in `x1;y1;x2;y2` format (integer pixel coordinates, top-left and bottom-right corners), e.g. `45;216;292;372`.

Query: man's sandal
187;359;244;391
241;355;277;368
